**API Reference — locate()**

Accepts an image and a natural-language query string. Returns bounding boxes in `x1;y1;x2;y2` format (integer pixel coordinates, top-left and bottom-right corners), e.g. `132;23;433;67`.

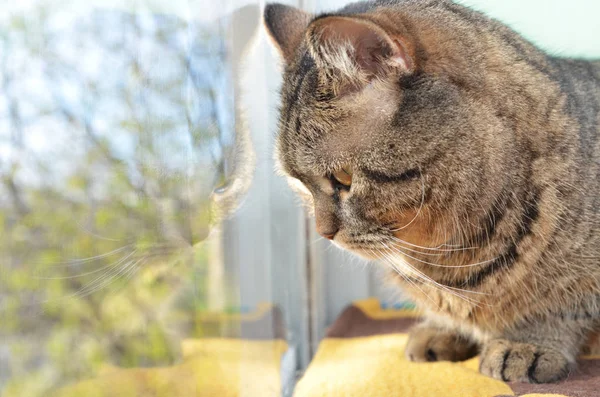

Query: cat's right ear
306;16;415;80
264;4;312;63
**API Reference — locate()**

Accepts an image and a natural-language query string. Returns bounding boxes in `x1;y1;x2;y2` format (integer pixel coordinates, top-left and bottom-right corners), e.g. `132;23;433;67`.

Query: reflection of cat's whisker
141;245;185;259
107;258;146;298
76;257;145;299
37;248;138;281
388;243;497;269
38;244;134;267
71;256;144;299
40;249;138;303
35;244;183;306
64;250;138;298
35;262;130;280
74;220;125;242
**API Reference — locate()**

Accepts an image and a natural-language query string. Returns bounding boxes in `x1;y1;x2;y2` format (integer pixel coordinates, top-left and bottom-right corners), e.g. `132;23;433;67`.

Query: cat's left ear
264;4;312;63
307;16;415;77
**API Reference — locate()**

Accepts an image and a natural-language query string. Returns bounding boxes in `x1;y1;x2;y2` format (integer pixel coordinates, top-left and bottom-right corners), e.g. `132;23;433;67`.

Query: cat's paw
480;339;571;383
405;325;478;362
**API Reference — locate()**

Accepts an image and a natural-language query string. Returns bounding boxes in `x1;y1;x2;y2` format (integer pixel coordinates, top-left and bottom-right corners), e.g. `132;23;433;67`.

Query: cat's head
264;2;520;261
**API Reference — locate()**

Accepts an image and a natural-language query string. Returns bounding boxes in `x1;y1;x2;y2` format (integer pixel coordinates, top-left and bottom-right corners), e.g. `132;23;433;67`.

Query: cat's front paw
480;339;571;383
405;324;478;362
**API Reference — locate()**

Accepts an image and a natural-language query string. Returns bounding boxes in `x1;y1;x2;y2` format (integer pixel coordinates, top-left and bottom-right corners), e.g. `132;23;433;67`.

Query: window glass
1;1;305;396
2;1;598;396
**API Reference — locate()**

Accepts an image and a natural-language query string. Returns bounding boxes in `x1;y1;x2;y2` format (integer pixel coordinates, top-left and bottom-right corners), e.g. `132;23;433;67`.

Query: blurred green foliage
0;5;234;396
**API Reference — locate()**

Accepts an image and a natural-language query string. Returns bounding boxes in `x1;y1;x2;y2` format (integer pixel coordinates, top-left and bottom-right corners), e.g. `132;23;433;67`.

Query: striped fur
265;0;600;383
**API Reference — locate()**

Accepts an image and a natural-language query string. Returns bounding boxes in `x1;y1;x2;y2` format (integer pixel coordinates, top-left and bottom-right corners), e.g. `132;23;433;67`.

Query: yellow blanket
36;299;600;397
35;303;288;397
50;338;288;397
294;299;596;397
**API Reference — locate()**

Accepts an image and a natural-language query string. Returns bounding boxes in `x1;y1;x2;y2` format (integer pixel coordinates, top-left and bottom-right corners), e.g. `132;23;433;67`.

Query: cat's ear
264;4;312;63
307;16;414;78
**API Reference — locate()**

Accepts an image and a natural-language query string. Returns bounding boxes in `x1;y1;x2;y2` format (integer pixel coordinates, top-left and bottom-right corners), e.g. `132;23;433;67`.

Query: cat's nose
314;208;339;240
318;228;338;240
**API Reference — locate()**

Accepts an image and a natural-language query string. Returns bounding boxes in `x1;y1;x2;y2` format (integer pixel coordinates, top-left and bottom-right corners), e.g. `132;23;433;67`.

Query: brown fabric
500;358;600;397
326;304;417;338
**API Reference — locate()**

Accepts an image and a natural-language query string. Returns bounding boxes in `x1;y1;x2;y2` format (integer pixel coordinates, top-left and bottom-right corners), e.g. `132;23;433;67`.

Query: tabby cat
264;0;600;384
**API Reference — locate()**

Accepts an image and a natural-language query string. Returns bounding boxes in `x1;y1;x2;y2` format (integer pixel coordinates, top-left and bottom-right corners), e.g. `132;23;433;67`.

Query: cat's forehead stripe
284;51;316;126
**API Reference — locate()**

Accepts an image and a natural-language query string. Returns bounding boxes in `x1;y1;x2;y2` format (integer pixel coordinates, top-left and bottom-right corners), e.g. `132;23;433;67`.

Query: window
1;1;599;397
0;1;307;395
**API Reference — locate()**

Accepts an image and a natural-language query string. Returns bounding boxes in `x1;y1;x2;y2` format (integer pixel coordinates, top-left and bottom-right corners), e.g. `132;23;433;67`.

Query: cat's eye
212;173;230;194
333;166;353;187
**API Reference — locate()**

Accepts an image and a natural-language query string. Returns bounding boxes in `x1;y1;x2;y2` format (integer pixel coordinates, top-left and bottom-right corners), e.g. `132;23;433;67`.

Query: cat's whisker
383;245;493;298
311;236;326;246
380;241;447;257
453;211;471;256
381;253;485;309
389;167;425;232
371;247;441;310
384;253;489;307
378;246;487;307
388;242;497;269
389;235;478;252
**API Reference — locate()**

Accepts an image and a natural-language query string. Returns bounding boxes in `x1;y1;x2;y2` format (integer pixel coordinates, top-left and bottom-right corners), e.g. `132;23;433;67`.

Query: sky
0;3;234;194
4;0;600;57
1;0;259;23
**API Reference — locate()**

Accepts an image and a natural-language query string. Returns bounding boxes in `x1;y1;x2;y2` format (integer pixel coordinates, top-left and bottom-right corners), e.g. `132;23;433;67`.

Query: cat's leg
405;321;479;362
479;317;592;383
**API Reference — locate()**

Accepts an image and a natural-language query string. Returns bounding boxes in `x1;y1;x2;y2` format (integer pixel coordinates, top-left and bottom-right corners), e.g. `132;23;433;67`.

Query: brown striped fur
265;0;600;383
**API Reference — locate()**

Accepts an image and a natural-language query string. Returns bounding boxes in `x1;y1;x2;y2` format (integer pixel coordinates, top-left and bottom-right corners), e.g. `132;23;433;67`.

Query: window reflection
0;2;289;396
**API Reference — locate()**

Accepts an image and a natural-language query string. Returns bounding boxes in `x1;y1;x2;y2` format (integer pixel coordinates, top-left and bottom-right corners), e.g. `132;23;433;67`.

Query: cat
264;0;600;384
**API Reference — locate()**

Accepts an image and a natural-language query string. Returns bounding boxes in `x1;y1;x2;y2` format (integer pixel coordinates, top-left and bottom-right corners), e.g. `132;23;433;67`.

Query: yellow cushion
294;334;513;397
47;338;287;397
